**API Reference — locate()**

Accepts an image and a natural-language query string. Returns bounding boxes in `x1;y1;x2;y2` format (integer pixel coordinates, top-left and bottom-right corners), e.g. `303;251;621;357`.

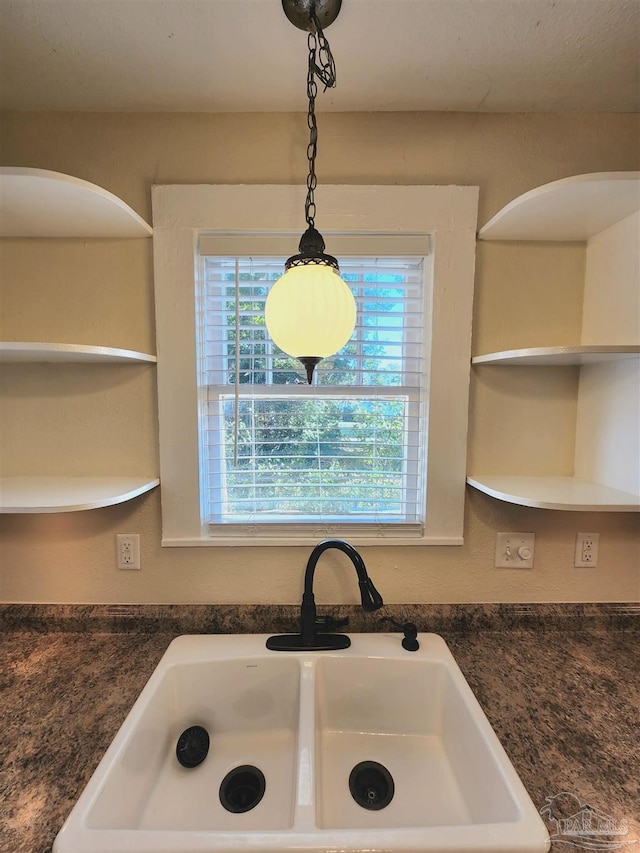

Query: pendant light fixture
265;0;356;385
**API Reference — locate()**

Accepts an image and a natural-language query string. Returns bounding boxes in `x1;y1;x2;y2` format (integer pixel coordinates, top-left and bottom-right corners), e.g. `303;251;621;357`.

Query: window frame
152;184;478;546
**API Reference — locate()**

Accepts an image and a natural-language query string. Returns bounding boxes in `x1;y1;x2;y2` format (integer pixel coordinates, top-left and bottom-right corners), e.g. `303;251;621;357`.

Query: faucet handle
316;614;349;631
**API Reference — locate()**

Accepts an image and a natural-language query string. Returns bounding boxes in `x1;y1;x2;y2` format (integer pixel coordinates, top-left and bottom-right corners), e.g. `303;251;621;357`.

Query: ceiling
1;0;639;113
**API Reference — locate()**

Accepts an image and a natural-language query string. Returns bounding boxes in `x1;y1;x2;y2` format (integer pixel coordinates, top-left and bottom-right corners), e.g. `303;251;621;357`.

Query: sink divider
292;659;319;830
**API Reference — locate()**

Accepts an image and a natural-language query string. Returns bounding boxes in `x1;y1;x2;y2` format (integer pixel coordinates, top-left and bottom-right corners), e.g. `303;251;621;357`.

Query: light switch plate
495;532;535;568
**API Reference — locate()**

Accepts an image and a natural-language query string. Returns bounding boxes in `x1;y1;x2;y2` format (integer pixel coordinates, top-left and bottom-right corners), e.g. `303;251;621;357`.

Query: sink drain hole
176;725;210;768
219;765;266;813
349;761;394;811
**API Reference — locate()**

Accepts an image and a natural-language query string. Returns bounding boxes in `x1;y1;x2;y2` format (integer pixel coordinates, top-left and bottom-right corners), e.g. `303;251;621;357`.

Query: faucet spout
303;539;383;610
267;538;384;652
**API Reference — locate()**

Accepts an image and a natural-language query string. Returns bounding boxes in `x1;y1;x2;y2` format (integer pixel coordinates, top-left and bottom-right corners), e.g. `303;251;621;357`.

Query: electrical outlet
116;534;141;570
575;532;599;567
495;532;535;568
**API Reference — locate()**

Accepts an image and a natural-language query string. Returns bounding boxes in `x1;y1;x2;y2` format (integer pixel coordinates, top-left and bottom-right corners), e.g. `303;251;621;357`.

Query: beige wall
1;111;639;604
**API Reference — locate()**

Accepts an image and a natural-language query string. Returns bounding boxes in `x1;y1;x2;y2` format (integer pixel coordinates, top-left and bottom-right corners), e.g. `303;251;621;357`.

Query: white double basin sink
53;632;550;852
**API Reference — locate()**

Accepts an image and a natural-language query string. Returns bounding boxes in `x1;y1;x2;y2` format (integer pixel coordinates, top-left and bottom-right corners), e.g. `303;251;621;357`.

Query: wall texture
1;111;639;604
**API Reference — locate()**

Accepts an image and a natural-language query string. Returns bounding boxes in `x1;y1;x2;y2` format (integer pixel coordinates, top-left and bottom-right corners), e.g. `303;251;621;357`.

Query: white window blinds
196;249;430;537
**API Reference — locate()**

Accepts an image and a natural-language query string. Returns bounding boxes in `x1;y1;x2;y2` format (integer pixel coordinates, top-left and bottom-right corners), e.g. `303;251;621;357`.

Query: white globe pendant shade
265;262;356;362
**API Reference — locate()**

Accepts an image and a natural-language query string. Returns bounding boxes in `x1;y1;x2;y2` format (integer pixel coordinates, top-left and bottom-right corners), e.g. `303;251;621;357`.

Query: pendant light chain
304;12;336;230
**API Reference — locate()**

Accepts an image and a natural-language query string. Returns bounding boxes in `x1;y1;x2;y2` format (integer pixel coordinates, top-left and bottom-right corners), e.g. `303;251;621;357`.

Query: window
198;252;427;538
153;185;478;545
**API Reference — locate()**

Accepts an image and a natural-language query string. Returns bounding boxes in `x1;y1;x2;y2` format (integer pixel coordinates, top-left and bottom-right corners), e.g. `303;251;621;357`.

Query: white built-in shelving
466;476;639;513
472;345;640;367
0;342;156;364
0;167;152;238
478;172;640;242
469;172;640;512
0;477;160;514
0;167;158;513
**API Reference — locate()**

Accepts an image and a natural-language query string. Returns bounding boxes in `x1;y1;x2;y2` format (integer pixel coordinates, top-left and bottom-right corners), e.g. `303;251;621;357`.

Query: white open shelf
0;477;160;513
0;167;152;238
472;345;640;366
0;342;157;364
467;476;639;512
478;172;640;241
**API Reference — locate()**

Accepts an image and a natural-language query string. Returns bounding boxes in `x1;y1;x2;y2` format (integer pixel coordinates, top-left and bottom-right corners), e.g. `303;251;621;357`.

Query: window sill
161;535;464;547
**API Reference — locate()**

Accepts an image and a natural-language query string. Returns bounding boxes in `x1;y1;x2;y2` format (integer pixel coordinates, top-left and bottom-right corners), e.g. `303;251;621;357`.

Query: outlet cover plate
116;534;141;570
574;532;599;567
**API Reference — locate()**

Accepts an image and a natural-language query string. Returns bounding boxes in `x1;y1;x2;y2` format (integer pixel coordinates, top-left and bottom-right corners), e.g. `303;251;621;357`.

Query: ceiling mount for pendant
281;0;342;32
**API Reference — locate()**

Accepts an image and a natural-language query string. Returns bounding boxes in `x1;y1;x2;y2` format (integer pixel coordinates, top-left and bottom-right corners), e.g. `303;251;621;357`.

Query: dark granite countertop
1;604;639;853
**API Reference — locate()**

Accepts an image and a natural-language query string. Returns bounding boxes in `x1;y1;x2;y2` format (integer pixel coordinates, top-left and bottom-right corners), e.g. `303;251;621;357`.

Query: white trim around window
152;184;479;546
